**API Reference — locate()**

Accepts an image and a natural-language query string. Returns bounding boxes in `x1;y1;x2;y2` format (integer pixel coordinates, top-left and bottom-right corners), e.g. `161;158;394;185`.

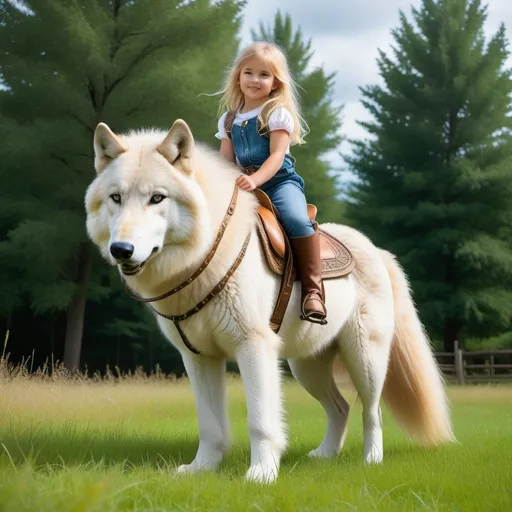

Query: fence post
454;340;465;385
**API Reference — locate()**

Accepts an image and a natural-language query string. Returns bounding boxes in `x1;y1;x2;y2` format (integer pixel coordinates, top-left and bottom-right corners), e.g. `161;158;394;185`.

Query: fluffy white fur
85;120;455;484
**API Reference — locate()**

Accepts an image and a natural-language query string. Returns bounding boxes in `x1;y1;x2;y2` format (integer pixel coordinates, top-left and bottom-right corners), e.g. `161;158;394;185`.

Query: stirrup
300;312;328;325
300;292;328;325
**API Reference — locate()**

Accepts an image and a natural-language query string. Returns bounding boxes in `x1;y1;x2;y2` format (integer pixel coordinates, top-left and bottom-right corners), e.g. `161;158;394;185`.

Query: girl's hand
236;174;257;191
245;129;289;188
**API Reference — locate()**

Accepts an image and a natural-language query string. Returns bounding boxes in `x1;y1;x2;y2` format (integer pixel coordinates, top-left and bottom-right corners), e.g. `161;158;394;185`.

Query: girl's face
238;55;277;105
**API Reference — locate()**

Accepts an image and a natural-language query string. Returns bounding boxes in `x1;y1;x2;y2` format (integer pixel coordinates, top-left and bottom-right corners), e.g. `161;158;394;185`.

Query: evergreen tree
252;11;344;222
347;0;512;351
0;0;242;369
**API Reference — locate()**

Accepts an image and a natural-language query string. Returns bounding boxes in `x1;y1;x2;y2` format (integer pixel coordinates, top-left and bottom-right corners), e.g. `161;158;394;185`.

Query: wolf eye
149;194;165;205
110;193;121;204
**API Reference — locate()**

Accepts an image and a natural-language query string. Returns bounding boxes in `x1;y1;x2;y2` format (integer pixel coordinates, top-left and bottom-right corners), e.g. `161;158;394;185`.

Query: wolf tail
379;249;455;445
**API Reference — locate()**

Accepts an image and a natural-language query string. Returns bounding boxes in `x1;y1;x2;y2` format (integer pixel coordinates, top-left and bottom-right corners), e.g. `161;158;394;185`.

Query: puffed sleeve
215;112;228;140
268;107;294;134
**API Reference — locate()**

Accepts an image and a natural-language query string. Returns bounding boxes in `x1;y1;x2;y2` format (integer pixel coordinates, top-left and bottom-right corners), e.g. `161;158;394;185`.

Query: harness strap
152;231;252;354
268;229;295;333
124;185;238;302
149;231;251;324
121;183;245;355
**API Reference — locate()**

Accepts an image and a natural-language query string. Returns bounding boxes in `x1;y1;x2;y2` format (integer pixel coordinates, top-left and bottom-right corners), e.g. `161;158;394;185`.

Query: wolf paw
307;446;338;459
245;462;279;484
364;446;383;464
176;462;200;474
176;456;221;475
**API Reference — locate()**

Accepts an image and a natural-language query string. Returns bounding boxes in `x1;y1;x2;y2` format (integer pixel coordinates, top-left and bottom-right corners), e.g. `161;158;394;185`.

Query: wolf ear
93;123;127;174
157;119;194;174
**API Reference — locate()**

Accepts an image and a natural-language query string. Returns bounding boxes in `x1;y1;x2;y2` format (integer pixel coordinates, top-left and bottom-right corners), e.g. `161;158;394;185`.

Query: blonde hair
217;41;308;145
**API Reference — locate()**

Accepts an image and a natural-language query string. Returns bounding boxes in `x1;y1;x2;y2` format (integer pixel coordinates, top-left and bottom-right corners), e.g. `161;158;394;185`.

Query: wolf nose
110;242;135;260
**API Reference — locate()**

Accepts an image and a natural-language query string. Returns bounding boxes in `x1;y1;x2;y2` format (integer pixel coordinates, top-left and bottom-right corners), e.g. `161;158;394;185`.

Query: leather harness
122;183;294;355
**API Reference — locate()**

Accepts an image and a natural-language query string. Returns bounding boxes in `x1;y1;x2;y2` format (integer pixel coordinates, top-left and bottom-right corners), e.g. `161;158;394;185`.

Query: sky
238;0;512;174
4;0;511;174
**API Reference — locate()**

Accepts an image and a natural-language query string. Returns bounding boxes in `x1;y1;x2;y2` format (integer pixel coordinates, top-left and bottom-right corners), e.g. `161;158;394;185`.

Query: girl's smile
239;55;277;110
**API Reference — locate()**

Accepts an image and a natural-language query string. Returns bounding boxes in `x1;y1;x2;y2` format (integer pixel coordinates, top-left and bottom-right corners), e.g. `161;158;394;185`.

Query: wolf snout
110;241;135;261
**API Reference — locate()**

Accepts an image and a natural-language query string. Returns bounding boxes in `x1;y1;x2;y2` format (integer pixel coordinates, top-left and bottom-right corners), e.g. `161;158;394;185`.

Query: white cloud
308;30;390;102
238;0;512;174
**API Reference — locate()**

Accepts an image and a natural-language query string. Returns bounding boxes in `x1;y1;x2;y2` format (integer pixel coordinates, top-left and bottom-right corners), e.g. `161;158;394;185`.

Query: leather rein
122;184;250;354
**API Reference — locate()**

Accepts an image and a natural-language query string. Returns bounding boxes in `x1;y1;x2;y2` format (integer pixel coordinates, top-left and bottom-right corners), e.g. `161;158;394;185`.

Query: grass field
1;366;511;512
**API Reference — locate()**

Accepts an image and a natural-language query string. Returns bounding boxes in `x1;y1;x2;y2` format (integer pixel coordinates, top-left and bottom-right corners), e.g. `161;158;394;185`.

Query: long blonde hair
217;41;308;145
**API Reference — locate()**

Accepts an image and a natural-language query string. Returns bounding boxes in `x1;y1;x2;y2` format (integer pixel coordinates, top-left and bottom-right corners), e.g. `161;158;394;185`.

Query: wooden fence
435;341;512;384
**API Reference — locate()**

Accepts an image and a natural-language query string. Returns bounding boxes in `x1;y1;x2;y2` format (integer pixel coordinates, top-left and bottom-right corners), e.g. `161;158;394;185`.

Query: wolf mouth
120;261;146;276
118;247;160;276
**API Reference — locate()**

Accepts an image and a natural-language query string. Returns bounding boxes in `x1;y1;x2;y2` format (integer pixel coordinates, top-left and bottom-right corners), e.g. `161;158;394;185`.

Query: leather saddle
252;189;355;333
254;189;355;279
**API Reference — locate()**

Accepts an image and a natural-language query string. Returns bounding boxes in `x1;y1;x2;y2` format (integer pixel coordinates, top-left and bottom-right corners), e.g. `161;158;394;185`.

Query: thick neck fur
120;139;259;311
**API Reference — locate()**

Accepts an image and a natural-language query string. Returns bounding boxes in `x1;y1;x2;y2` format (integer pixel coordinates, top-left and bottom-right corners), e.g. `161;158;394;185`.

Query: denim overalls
231;116;315;238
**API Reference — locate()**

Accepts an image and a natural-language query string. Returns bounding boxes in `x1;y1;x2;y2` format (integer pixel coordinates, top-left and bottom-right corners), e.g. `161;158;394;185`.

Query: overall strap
224;103;276;140
257;102;275;137
224;111;236;140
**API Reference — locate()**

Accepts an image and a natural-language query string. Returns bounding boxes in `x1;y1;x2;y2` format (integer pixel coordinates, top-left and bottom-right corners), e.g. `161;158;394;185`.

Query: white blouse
215;105;294;141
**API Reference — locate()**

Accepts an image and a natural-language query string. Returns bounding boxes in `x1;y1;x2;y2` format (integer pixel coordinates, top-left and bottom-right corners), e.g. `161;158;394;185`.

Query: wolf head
85;119;210;277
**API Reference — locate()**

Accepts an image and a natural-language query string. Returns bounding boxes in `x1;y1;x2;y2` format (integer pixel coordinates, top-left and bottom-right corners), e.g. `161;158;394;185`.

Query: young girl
215;41;327;325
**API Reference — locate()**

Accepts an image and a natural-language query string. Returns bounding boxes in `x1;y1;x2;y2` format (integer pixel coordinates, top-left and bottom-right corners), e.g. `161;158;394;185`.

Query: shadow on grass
0;427;198;470
0;425;432;481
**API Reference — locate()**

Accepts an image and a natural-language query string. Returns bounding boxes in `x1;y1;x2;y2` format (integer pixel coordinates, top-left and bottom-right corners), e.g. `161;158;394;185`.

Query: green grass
0;368;511;511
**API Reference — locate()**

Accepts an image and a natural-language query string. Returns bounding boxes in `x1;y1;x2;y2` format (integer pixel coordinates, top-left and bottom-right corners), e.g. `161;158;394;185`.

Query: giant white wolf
85;119;455;483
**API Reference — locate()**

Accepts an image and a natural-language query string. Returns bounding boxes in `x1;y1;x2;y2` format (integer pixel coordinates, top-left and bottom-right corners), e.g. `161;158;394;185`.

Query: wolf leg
338;315;392;464
177;352;230;474
236;335;286;484
288;349;350;458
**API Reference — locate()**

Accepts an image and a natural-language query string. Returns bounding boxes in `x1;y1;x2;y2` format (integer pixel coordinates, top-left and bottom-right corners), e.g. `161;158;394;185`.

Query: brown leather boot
289;224;327;325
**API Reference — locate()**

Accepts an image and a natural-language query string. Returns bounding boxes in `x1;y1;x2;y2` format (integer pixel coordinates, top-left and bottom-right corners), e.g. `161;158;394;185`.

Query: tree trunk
63;246;92;371
116;338;121;368
49;317;55;360
443;251;461;353
443;317;460;353
148;330;153;371
2;312;11;359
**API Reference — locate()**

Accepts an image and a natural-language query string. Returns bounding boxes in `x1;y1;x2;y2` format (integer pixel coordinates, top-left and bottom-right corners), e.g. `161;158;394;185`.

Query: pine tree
0;0;243;369
252;11;344;222
347;0;512;351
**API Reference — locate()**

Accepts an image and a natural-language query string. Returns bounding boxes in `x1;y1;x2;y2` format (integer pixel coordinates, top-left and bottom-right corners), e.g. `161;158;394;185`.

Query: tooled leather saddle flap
253;189;355;279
